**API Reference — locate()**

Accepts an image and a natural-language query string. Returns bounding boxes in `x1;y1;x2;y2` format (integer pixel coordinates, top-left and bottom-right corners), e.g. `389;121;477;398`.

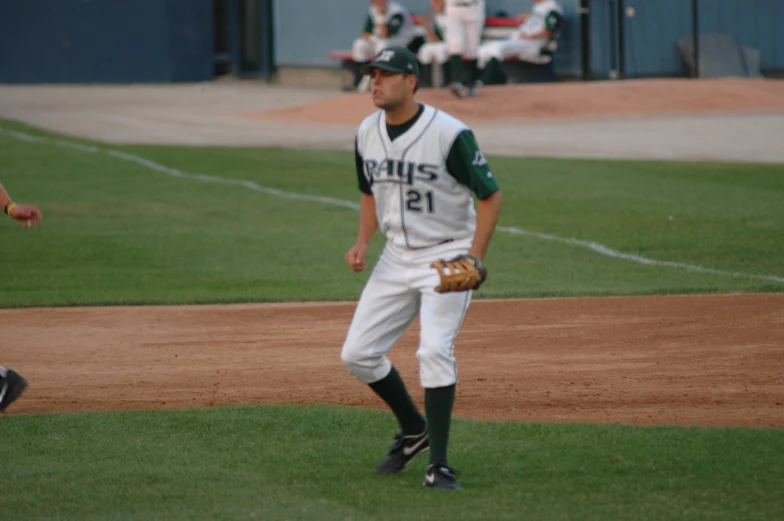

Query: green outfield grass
0;118;782;307
2;405;783;521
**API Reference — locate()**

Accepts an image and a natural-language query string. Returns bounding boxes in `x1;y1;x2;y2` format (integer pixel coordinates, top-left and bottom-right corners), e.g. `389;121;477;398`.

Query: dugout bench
326;14;562;91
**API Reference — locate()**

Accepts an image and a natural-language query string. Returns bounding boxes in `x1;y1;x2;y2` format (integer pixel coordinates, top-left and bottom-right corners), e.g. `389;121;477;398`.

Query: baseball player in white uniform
417;0;450;87
417;0;450;68
444;0;487;97
341;46;503;490
475;0;564;87
352;0;421;91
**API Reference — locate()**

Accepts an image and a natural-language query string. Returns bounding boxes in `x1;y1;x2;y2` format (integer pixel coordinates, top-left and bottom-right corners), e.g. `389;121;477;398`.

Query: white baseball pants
444;2;485;59
478;38;547;68
352;35;414;62
418;42;450;65
341;239;473;389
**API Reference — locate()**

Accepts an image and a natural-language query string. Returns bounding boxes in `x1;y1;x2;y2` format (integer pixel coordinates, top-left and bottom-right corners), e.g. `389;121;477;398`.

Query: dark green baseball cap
360;46;420;78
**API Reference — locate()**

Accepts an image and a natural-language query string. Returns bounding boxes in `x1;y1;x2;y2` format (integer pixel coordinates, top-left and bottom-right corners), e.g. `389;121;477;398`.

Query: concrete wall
3;0;779;84
0;0;213;84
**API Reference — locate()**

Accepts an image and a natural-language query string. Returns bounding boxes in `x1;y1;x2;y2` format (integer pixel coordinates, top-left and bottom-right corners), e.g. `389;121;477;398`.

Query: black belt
406;239;455;250
407;238;455;251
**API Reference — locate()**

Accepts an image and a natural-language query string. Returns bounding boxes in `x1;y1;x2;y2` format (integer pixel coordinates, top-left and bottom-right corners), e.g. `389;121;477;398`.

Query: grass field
1;119;783;520
3;406;783;521
1;119;783;307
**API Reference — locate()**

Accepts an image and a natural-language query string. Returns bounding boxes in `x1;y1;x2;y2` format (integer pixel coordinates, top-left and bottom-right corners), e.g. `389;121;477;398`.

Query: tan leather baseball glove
430;254;488;293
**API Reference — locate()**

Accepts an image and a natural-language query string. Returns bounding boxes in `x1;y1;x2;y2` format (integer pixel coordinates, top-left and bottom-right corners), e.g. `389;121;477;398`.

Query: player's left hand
9;204;43;229
430;254;488;293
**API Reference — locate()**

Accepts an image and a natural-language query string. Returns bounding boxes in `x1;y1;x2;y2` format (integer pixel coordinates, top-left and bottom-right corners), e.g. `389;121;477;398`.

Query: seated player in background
474;0;564;90
417;0;450;88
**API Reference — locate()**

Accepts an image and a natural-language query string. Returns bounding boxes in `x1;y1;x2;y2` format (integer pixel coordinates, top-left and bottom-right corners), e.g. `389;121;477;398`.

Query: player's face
372;0;387;12
432;0;444;12
370;68;414;110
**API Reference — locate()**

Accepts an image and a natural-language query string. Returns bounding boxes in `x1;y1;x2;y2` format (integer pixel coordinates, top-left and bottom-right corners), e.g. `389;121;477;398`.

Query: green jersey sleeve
445;130;500;200
434;23;444;41
364;14;374;34
355;137;372;195
386;13;405;37
545;10;564;31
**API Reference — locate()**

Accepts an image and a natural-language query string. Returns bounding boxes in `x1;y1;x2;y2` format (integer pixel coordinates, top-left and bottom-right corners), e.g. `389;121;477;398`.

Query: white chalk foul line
497;227;784;283
0;129;360;211
2;127;783;284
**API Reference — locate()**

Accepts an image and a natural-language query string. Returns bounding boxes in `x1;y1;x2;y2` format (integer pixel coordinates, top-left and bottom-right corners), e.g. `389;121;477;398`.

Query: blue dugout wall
1;1;781;84
0;0;213;83
590;0;784;78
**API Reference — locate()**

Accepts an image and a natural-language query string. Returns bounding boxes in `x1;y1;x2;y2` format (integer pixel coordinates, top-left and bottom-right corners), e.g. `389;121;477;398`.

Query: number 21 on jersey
406;189;435;213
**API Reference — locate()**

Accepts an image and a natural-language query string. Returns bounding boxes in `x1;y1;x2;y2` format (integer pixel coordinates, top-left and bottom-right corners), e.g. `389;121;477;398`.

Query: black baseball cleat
0;369;29;413
376;426;429;475
424;463;462;490
468;80;482;97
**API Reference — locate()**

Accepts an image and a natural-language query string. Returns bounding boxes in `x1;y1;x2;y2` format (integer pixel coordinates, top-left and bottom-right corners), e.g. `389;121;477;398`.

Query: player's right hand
9;204;43;228
345;243;369;272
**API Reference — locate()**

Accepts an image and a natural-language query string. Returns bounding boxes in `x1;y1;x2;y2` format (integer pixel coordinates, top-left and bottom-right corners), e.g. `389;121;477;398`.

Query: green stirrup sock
464;58;478;86
420;62;433;88
449;54;465;86
425;384;456;465
369;367;426;435
480;57;501;85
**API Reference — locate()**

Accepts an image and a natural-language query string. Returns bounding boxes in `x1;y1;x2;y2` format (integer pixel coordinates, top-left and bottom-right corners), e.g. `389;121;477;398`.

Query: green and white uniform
352;1;420;62
417;13;451;65
341;103;499;388
477;0;564;67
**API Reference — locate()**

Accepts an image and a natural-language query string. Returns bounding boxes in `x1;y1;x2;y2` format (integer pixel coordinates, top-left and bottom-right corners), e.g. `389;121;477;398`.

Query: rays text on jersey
364;159;439;186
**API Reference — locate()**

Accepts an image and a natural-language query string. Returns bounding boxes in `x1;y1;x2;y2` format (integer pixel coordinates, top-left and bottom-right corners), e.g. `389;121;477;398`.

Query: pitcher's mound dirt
2;293;782;428
241;78;784;126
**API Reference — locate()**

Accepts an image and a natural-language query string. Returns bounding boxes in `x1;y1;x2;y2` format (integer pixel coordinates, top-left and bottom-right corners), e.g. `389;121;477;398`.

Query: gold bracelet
4;201;17;216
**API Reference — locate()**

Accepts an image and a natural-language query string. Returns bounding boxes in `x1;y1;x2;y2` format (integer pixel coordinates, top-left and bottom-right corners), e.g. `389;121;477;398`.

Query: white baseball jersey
516;0;564;38
434;13;448;40
354;103;499;250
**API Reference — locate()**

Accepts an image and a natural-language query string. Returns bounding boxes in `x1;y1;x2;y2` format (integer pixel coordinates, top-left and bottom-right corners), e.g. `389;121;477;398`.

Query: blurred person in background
443;0;487;98
352;0;423;92
417;0;451;88
474;0;564;91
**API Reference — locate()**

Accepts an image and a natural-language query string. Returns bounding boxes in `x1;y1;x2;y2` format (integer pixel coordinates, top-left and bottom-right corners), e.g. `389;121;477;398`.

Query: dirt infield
245;78;784;126
3;294;782;428
2;78;784;162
